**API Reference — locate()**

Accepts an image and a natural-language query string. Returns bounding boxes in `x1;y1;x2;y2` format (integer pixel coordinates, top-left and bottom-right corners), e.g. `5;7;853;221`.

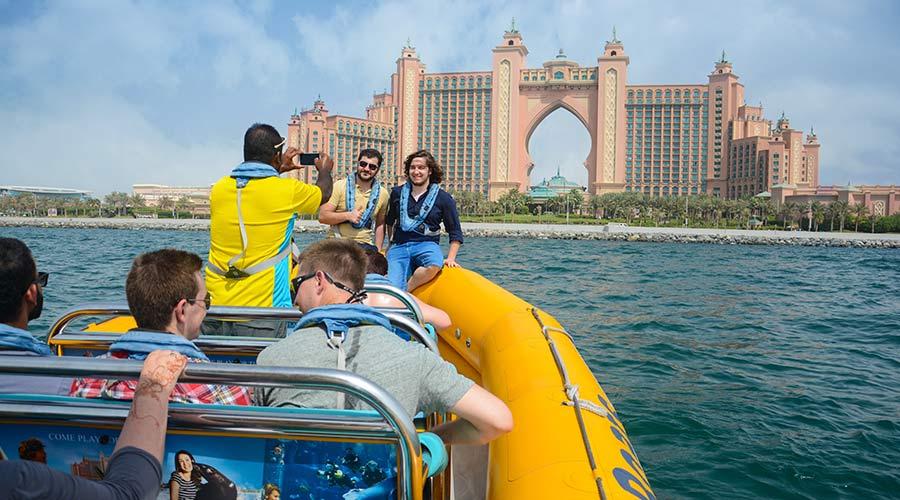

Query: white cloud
0;1;293;194
0;91;235;193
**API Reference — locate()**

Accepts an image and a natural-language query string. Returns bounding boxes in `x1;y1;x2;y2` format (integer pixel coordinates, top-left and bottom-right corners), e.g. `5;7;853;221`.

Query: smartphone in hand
298;153;319;166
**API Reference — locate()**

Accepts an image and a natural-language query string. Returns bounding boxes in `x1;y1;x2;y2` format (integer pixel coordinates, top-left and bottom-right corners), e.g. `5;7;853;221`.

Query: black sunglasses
34;271;49;287
292;271;366;303
358;160;380;171
185;293;212;310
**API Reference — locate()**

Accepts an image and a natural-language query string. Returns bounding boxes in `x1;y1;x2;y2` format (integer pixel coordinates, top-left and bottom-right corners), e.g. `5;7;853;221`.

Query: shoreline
1;216;898;248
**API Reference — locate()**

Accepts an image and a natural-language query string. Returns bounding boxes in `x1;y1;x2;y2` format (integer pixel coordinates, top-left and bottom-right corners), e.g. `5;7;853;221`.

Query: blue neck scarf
0;323;52;356
230;161;279;188
346;175;381;230
399;183;440;233
110;330;209;361
292;304;393;336
364;273;393;286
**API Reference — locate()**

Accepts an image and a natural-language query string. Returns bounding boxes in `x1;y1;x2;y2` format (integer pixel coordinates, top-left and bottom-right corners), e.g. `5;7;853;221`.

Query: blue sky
1;0;898;195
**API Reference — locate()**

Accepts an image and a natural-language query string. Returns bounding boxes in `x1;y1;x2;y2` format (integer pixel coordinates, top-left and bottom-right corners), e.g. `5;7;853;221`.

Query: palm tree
175;196;193;219
588;194;604;219
852;202;868;232
157;196;174;217
830;201;850;232
810;201;825;232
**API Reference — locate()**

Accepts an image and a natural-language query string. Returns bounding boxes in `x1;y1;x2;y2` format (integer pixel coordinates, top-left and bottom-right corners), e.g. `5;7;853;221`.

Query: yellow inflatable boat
416;268;654;500
3;268;653;500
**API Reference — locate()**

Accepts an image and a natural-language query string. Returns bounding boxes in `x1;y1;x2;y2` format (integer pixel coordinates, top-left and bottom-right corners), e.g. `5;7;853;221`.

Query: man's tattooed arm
113;351;187;463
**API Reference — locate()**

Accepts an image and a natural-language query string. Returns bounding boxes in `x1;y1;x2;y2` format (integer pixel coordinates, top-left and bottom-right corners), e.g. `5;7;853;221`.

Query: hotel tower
288;24;821;201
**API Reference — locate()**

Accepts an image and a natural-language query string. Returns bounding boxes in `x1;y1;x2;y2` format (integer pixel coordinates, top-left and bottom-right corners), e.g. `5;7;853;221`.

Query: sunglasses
185;293;212;310
292;271;366;303
34;271;49;287
358;160;380;171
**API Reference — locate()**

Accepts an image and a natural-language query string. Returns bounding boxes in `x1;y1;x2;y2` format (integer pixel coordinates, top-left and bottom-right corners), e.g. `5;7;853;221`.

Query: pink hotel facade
286;27;898;215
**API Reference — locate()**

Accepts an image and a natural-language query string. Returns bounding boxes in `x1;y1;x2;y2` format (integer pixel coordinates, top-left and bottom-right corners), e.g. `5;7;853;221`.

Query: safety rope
563;384;610;418
530;308;607;500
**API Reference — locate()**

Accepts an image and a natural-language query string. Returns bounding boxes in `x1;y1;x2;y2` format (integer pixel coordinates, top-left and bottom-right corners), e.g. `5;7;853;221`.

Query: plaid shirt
69;351;251;406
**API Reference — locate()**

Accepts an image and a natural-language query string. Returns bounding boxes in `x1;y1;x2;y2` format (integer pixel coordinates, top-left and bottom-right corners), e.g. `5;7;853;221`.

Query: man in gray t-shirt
256;325;472;418
255;239;512;445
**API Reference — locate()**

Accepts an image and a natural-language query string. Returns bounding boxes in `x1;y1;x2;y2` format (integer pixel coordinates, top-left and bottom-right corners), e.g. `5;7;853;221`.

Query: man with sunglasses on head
255;239;513;446
71;249;250;405
0;237;70;395
318;148;390;252
206;123;334;318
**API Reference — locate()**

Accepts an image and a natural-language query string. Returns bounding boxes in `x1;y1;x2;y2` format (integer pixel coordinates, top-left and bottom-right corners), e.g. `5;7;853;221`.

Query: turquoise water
5;227;900;499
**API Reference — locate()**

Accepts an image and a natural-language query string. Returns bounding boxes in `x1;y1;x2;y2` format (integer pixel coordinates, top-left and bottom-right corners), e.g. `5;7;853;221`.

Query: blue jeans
387;241;444;291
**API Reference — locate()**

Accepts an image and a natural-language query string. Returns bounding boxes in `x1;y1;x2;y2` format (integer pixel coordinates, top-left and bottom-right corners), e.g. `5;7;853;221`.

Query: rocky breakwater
0;217;329;233
460;223;900;249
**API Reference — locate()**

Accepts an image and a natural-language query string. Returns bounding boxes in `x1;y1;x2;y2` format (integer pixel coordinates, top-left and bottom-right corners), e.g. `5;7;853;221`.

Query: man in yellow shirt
206;123;333;316
317;148;389;251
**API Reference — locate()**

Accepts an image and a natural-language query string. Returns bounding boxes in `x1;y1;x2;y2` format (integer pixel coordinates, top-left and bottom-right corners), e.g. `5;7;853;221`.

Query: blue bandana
399;183;440;233
109;330;209;361
230;161;279;188
364;273;393;286
0;323;52;356
292;304;392;336
346;175;381;230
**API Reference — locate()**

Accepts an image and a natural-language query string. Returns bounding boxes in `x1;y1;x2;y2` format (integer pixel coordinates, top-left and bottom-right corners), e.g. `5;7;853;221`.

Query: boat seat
48;304;439;360
0;356;438;499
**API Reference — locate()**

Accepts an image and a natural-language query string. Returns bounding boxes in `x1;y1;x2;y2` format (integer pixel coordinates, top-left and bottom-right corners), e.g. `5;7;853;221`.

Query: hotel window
554;71;564;79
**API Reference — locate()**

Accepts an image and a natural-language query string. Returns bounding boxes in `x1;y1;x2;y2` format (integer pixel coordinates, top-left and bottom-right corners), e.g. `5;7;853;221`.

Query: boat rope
563;384;610;418
531;308;607;500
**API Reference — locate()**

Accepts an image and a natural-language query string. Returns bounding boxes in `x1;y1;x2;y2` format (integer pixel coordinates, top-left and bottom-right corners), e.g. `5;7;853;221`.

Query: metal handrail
0;356;424;499
362;283;424;324
46;303;439;353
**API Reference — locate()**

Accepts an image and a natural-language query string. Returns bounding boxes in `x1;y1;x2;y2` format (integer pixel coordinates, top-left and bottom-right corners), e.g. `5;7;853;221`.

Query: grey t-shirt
0;446;161;500
254;325;474;417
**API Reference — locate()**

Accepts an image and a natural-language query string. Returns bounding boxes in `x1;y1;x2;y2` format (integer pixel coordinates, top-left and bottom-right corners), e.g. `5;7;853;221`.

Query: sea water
5;227;899;499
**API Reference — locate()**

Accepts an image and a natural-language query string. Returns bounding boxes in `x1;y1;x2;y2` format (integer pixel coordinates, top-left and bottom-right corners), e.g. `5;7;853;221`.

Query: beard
356;170;375;182
410;175;429;186
28;287;43;321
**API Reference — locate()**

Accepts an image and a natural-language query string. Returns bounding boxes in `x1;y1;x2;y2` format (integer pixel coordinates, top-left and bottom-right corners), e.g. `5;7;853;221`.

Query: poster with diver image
0;423;399;499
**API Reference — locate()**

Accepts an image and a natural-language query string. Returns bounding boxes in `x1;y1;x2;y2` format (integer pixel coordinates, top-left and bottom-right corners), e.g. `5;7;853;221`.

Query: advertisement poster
0;423;399;499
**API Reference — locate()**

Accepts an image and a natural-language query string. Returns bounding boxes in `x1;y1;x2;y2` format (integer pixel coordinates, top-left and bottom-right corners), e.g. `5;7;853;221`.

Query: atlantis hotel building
288;26;821;201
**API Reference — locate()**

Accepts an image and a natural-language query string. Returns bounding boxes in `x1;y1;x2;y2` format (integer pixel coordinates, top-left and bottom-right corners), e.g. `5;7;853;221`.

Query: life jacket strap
207;187;292;279
326;330;347;409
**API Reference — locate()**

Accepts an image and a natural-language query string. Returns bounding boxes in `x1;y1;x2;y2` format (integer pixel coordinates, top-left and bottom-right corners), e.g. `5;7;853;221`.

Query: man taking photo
205;123;333;337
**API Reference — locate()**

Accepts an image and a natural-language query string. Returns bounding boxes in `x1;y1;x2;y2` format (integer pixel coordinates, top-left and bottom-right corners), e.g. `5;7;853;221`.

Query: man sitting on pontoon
254;239;512;445
70;249;250;405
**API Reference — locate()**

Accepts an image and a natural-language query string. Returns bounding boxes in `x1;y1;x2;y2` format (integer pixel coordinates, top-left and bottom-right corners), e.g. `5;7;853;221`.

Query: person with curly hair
384;150;463;291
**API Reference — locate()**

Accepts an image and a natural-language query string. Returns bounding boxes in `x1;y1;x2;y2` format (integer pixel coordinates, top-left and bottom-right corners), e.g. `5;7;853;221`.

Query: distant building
527;167;585;204
773;184;899;217
132;184;211;214
288;24;824;200
0;185;91;200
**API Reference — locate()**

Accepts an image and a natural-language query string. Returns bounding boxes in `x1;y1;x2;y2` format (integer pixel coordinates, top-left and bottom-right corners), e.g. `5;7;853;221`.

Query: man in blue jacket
385;150;463;291
0;237;69;395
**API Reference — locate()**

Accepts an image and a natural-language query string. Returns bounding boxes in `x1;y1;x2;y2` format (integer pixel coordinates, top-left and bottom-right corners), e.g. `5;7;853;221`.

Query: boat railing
0;355;427;499
45;302;438;354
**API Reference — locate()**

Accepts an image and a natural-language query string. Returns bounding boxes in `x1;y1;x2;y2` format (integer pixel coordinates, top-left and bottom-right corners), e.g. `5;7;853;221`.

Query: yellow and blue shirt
207;168;321;308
